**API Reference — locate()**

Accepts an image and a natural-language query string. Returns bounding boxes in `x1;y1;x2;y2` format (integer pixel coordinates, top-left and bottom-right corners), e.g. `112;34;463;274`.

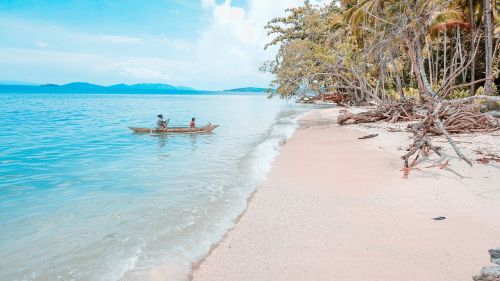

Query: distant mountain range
0;82;268;94
223;87;268;93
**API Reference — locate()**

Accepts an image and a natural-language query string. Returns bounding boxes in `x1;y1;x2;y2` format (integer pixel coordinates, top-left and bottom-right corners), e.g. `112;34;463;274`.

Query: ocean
0;93;312;281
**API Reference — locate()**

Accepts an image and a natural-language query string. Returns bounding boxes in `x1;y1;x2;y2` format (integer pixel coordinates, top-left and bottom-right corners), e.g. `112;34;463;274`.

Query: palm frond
430;20;473;35
428;6;471;37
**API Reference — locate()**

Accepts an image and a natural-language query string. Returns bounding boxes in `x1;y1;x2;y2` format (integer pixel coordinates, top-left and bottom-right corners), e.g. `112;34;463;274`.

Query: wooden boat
128;125;219;133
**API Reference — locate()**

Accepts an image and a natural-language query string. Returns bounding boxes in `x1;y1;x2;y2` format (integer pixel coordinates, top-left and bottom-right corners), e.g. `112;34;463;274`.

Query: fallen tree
297;93;352;105
337;95;500;177
337;99;422;125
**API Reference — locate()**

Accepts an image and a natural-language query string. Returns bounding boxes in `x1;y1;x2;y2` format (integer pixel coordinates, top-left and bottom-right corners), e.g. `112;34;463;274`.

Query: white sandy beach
192;107;500;281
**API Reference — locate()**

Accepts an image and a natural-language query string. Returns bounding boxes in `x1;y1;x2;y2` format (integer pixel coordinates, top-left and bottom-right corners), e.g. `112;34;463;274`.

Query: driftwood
323;93;352;105
358;134;378;139
477;154;500;164
428;104;499;134
337;96;500;178
404;98;499;170
338;100;421;125
297;93;352;105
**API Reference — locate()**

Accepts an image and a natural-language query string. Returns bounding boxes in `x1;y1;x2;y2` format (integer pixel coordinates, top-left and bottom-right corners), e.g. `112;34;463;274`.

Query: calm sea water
0;93;311;281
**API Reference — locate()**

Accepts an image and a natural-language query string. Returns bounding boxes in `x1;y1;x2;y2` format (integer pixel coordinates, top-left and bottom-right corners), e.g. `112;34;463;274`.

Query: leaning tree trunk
483;0;496;109
469;0;477;96
425;37;433;87
443;30;448;86
405;33;436;102
407;40;427;102
416;36;437;97
435;32;441;85
396;73;405;100
457;26;466;83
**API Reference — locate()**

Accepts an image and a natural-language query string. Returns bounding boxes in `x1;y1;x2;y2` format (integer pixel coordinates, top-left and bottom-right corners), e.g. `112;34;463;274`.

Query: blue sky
0;0;328;90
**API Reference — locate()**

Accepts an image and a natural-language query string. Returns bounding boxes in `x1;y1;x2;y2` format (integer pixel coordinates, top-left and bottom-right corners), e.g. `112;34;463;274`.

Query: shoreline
186;109;313;278
191;107;500;281
143;108;310;281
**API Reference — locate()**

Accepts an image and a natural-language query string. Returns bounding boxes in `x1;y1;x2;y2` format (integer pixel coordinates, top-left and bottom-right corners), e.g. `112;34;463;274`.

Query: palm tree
343;0;472;100
455;0;498;100
483;0;494;97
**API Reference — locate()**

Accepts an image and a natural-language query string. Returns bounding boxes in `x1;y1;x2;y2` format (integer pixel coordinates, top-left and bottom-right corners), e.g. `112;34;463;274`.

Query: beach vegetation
264;0;500;177
263;0;499;104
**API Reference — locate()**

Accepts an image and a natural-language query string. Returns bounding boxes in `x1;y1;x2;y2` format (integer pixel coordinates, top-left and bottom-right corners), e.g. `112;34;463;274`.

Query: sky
0;0;330;90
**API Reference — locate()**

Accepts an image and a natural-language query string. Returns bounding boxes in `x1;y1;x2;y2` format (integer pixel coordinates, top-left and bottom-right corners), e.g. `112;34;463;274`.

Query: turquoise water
0;93;311;281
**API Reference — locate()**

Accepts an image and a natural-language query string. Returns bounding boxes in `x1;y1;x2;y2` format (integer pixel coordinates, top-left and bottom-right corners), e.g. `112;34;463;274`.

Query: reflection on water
189;134;198;150
150;134;169;148
0;93;310;281
144;132;212;149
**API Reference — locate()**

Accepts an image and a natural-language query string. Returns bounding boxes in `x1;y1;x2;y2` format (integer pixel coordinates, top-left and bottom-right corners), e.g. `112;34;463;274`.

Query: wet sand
192;108;500;281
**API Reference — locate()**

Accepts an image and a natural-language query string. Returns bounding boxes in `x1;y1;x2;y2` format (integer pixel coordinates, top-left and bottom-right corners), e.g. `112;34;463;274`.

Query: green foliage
475;86;485;96
446;89;470;99
473;86;500;109
386;89;401;100
262;0;500;103
403;88;420;100
264;40;333;98
263;2;341;99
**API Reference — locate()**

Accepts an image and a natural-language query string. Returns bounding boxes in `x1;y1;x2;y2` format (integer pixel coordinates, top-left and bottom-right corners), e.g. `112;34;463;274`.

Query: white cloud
155;36;193;51
35;41;49;48
0;1;333;89
95;58;194;83
0;16;196;85
100;35;141;44
191;0;329;89
119;67;170;81
0;48;110;84
0;47;196;85
213;2;245;25
201;0;216;8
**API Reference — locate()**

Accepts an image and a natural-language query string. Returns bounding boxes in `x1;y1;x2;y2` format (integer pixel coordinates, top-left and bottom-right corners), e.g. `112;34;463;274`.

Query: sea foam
0;93;311;281
118;111;307;281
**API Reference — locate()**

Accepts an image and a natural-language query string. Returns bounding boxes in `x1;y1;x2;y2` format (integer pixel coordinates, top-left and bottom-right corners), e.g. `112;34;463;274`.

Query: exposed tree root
476;153;500;164
338;100;420;125
297;93;352;105
428;104;499;134
337;96;500;178
322;93;352;105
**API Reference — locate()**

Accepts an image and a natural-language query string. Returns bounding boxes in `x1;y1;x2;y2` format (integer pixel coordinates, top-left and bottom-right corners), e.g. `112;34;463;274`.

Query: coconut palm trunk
396;73;405;100
469;0;477;95
443;30;448;86
483;0;494;97
425;37;433;87
435;33;440;85
483;0;497;109
405;32;436;101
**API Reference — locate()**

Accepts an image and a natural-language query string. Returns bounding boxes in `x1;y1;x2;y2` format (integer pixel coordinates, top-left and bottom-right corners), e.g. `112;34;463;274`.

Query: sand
192;107;500;281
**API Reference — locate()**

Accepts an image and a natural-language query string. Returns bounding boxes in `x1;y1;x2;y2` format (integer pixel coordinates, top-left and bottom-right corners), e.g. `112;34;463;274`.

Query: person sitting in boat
156;114;167;129
190;117;196;128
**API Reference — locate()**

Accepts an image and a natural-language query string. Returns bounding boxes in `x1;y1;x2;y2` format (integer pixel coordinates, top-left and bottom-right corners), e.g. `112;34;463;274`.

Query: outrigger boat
128;124;219;134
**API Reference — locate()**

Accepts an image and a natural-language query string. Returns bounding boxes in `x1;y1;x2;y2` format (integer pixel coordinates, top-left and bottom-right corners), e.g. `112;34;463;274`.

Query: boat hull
128;125;219;133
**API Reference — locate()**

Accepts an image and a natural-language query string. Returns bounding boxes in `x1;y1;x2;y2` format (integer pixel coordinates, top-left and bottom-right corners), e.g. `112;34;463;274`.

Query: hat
158;114;163;118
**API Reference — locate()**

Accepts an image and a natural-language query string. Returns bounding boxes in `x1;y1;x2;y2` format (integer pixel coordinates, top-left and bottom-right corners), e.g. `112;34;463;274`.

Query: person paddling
156;114;168;129
189;117;196;128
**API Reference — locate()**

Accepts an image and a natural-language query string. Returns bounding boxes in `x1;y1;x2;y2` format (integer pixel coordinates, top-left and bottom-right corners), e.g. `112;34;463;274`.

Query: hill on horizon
0;82;268;94
223;87;267;92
